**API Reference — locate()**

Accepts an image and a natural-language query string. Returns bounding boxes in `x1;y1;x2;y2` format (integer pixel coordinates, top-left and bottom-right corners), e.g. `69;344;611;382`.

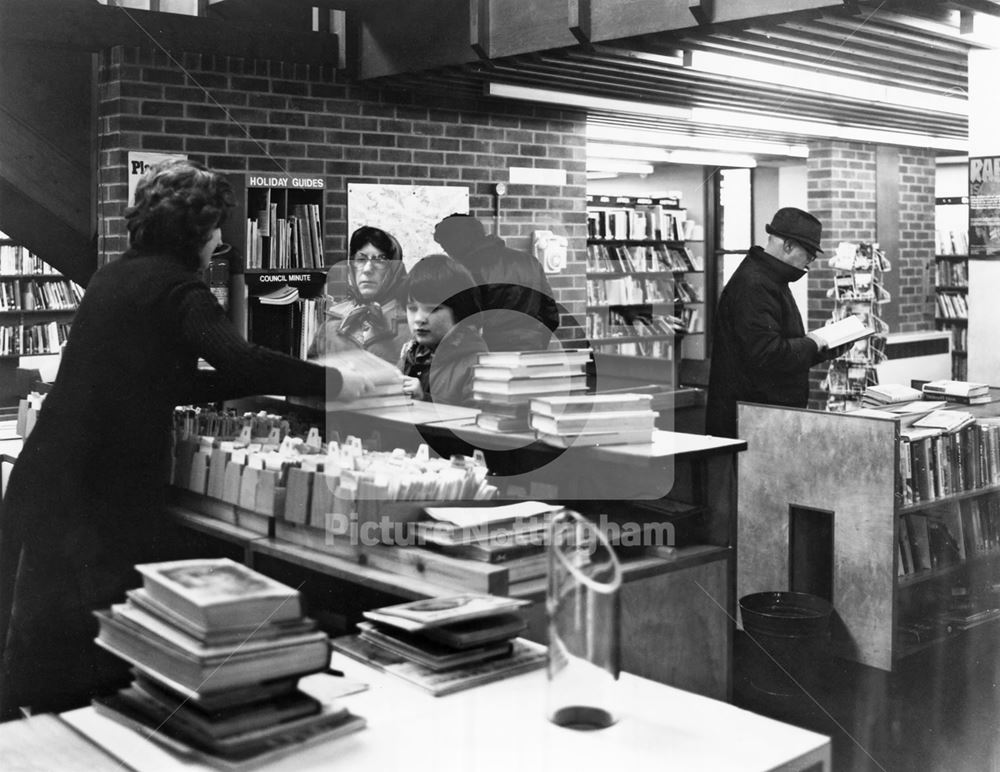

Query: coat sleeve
726;281;820;374
170;281;343;402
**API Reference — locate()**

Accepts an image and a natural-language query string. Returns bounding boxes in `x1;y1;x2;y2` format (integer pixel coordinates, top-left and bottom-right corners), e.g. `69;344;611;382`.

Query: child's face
406;299;455;350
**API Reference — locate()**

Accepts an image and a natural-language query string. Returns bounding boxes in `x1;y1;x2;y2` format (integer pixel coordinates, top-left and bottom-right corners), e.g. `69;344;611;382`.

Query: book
862;383;923;406
475;349;593;368
474;362;587;380
94;610;330;694
423;531;547;562
529;410;656;436
529;393;654;416
331;634;546;697
93;691;364;770
362;594;531;633
130;669;301;714
471;374;587;396
356;621;514;671
257;286;299;306
108;601;324;661
129;675;322;739
809;315;875;348
535;428;654;447
922;380;990;400
126;589;318;647
135;558;303;630
417;612;528;649
912;409;976;434
475;412;532;432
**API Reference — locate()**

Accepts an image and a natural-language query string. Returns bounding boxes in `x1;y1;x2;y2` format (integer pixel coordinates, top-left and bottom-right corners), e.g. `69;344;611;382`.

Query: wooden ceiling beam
0;0;338;64
357;0;844;80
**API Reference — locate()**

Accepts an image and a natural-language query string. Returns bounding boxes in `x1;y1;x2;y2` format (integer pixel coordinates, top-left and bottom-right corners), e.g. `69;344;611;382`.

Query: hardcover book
135;558;303;630
809;315;875;348
362;594;530;633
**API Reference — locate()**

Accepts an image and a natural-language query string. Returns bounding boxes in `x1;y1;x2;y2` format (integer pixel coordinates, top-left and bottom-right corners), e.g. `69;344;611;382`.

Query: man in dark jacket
434;214;559;351
706;207;838;438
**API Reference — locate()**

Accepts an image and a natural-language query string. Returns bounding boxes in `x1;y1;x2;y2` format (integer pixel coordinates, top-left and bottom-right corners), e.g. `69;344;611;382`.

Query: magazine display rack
822;241;891;411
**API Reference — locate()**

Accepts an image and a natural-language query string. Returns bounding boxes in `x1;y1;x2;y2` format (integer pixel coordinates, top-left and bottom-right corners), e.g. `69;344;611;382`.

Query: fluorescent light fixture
586;159;655;175
687;51;967;116
587;143;756;168
668;150;756;168
487;83;692;120
587;143;674;163
586;172;620;180
689;107;969;152
586;123;808;158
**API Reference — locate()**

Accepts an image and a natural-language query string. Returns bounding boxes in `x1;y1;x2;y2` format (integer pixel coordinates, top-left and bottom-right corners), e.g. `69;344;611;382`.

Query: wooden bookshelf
223;174;329;358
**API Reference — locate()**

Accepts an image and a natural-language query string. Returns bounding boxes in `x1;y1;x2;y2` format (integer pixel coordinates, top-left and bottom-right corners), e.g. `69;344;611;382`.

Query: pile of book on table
921;379;992;405
332;594;546;696
472;348;592;432
409;501;561;583
93;558;365;768
530;392;656;447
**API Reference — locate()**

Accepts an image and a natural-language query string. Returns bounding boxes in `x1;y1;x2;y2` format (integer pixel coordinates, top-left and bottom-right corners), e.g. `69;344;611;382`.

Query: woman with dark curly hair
0;159;377;720
308;225;409;364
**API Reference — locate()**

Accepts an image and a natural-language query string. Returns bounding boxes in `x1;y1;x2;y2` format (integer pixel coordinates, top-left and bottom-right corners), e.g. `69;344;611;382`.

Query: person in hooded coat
308;225;409;364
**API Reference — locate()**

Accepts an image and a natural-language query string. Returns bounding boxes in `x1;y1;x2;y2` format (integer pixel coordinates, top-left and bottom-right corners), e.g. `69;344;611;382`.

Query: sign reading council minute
248;175;324;189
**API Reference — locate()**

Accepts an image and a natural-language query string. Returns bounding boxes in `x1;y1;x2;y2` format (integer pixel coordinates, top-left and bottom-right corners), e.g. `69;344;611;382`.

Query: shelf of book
223;174;328;357
739;402;1000;672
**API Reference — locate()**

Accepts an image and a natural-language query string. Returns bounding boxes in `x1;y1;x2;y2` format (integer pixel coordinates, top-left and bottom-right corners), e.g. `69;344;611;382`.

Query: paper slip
423;501;561;529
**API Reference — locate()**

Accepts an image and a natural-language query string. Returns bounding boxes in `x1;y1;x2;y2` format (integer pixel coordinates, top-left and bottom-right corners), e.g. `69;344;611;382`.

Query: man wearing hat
706;207;839;438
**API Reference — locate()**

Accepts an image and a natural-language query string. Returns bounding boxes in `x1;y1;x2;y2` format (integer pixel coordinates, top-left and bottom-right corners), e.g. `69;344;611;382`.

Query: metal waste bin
739;591;833;697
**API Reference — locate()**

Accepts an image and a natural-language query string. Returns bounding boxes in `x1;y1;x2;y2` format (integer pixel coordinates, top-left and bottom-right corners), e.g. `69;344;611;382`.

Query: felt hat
765;207;825;255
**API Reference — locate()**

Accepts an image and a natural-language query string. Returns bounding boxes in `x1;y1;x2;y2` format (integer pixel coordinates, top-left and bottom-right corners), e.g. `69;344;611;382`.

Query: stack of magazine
332;594;546;696
471;349;592;432
92;558;365;768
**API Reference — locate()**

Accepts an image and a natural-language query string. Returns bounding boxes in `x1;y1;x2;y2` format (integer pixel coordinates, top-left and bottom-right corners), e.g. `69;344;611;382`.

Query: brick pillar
806;141;878;407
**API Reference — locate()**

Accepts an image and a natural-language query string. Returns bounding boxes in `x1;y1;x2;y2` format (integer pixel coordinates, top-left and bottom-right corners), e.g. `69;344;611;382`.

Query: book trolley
738;399;1000;671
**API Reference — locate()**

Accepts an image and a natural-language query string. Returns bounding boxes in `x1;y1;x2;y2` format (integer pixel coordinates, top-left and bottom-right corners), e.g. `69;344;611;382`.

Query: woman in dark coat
0;159;374;720
307;226;409;364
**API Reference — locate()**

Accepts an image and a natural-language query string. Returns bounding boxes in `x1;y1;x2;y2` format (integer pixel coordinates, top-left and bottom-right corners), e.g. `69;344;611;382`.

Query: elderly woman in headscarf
308;225;409;363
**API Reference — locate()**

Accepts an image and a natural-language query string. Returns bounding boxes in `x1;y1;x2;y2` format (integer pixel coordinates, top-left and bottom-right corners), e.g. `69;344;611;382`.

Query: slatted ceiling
362;1;992;149
486;51;964;136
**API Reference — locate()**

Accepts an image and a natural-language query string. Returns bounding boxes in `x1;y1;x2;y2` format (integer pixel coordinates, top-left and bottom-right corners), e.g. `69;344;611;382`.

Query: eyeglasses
350;252;391;268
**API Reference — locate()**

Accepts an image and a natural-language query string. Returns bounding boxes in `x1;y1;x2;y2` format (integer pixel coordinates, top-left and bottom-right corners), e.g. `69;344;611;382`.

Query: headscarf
336;230;406;348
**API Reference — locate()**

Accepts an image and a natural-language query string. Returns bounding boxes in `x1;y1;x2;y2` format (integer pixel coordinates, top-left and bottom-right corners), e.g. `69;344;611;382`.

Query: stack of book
92;558;365;768
861;383;923;408
332;594;546;696
411;501;560;579
528;392;656;447
921;380;992;405
471;349;592;432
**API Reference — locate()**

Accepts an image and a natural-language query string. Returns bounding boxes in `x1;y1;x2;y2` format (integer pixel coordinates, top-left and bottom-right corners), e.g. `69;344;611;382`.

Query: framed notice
969;156;1000;257
347;184;469;270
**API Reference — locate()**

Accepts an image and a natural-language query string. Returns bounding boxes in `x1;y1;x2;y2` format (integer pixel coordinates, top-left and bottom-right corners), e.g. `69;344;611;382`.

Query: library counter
6;657;830;772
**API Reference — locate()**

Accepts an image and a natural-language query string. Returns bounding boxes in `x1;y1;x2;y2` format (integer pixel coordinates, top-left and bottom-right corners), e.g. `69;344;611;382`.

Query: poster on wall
347;184;469;270
968;156;1000;257
127;151;187;205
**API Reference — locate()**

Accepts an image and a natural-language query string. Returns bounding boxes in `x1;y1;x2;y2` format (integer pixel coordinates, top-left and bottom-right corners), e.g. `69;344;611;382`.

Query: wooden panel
737;404;898;670
621;556;730;700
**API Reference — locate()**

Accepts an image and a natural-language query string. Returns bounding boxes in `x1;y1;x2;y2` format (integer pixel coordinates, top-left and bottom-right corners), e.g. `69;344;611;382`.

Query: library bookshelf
223;175;329;358
738;401;1000;671
0;240;80;364
585;195;704;362
934;253;968;380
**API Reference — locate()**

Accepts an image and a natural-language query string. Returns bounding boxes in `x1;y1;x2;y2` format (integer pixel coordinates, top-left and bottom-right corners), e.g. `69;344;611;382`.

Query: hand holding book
807;315;875;353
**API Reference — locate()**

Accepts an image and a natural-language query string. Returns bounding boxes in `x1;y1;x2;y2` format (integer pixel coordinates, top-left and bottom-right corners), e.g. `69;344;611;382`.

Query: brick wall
96;46;589;341
895;148;936;332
